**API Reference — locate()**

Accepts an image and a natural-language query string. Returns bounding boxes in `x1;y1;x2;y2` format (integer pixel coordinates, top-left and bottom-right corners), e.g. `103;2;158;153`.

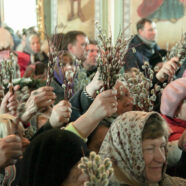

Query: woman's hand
21;86;56;122
0;85;19;116
85;71;103;98
49;100;72;128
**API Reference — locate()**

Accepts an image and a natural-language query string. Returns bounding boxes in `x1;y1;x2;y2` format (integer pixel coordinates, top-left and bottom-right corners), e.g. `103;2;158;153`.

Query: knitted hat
0;28;14;50
20;129;89;186
160;77;186;117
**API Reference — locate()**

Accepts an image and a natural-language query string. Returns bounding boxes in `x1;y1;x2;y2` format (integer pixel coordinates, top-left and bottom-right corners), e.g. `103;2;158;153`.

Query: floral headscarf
99;111;167;185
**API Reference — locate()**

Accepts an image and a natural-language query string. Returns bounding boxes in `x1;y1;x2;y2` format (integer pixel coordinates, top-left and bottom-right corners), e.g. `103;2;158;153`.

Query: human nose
155;148;166;163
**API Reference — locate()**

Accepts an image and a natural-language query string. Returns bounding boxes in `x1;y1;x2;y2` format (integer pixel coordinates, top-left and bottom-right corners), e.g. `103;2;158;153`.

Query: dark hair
88;39;98;45
136;18;152;31
63;31;86;50
142;113;169;140
24;64;35;78
20;129;89;186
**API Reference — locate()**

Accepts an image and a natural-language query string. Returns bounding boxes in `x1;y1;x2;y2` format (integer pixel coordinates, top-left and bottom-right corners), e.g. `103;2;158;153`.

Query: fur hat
160;77;186;117
0;27;14;50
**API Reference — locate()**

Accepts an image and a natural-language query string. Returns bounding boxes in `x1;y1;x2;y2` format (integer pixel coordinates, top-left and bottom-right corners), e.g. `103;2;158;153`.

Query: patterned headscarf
99;111;167;185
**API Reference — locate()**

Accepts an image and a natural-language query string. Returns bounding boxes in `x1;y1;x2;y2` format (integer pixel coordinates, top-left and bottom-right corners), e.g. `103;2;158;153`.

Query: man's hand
0;135;22;168
49;100;72;128
156;57;179;82
21;86;56;122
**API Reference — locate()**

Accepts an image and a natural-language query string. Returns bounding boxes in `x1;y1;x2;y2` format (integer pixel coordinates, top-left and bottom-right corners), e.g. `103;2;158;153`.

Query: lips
149;166;162;170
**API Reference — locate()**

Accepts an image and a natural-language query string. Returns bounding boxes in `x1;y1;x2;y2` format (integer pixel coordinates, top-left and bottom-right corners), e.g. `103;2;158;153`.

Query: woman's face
30;36;40;53
142;136;166;184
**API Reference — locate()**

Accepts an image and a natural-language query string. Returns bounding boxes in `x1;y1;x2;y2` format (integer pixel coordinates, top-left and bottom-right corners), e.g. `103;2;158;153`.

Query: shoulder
163;174;186;185
129;35;142;46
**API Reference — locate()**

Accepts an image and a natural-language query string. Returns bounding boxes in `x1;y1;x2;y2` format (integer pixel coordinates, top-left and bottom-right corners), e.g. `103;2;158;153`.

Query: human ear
67;43;73;51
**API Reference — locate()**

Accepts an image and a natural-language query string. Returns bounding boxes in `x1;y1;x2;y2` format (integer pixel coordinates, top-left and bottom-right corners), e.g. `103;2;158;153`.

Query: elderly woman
99;111;186;185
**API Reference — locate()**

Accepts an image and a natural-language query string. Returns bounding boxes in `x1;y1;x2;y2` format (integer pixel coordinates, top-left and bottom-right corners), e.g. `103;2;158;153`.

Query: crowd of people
0;17;186;186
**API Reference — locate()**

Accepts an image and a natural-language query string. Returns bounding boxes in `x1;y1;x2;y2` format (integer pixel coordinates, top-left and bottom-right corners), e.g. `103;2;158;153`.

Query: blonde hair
0;114;24;138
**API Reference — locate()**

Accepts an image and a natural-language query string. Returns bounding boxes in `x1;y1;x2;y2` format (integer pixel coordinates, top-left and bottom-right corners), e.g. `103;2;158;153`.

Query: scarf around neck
138;34;157;49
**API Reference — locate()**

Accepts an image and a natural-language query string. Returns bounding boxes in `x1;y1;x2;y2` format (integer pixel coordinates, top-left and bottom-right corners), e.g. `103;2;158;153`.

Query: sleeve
65;122;87;142
124;47;140;71
70;88;94;121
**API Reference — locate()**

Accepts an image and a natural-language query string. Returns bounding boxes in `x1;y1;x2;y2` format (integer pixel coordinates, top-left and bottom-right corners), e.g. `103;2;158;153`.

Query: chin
146;172;162;183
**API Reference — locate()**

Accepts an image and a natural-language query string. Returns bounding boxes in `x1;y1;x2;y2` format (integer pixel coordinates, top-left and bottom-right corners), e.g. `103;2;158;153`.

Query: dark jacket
70;89;94;121
51;78;65;104
176;59;186;78
124;35;162;71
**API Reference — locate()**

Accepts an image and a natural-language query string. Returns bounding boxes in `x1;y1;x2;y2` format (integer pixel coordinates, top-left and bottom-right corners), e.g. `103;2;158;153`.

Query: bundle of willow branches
1;52;15;93
78;151;113;186
120;64;162;112
96;23;131;90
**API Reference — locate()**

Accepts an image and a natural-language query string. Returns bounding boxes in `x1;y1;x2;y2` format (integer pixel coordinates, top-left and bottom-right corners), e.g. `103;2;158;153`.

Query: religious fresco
130;0;186;48
57;0;95;38
137;0;185;23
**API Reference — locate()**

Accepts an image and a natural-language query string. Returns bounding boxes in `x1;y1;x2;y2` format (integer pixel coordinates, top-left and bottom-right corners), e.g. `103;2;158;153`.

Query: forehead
86;44;98;50
31;36;40;43
142;136;166;146
143;22;156;30
76;35;88;43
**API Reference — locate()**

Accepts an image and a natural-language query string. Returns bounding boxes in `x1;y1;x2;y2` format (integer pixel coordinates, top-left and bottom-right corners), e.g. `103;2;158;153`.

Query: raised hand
85;71;103;98
72;89;117;138
156;57;179;82
49;100;72;128
21;86;56;122
0;135;22;168
0;85;19;116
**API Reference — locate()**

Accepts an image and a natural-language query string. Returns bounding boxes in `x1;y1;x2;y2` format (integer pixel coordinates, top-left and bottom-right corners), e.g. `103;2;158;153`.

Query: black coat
124;35;164;71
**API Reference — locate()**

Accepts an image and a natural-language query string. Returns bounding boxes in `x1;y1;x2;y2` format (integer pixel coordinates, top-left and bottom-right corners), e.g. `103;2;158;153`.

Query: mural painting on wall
58;0;94;38
137;0;185;23
130;0;186;48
